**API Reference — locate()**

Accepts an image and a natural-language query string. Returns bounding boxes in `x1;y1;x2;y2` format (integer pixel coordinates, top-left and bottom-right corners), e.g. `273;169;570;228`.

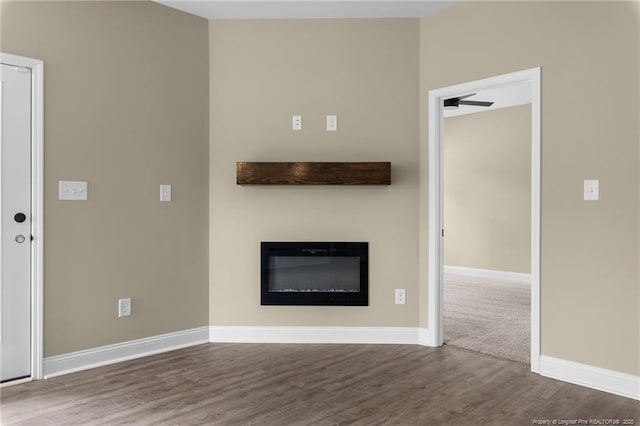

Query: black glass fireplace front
261;242;368;306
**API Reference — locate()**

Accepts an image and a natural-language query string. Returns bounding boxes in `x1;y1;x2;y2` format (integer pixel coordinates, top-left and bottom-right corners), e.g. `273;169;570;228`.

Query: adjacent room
1;0;638;424
442;89;532;364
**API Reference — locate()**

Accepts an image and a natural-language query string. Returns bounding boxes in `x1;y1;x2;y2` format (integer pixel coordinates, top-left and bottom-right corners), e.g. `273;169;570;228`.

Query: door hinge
441;229;444;237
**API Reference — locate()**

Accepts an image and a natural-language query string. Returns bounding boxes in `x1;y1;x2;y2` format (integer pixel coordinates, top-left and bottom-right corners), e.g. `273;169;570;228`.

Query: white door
0;63;32;382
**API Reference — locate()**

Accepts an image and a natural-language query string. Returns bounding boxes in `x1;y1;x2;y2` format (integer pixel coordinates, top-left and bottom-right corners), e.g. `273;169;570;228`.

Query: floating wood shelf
236;162;391;185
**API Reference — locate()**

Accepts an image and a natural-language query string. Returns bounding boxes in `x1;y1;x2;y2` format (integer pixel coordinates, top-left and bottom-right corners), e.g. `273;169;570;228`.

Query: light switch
584;180;599;201
59;181;88;201
326;115;337;131
160;184;172;202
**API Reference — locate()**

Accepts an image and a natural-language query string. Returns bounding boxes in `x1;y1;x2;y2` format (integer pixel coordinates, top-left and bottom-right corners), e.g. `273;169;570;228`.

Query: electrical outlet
395;289;406;305
118;298;131;317
160;184;172;202
292;115;302;130
326;115;337;131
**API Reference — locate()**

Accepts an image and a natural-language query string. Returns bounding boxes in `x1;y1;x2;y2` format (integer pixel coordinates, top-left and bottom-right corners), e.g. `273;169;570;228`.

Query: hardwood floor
1;343;638;425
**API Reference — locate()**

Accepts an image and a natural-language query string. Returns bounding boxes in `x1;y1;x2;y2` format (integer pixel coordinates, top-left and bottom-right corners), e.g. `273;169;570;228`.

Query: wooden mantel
236;162;391;185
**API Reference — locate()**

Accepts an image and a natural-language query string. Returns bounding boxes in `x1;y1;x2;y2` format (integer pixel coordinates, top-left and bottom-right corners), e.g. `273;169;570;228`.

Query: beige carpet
444;272;530;364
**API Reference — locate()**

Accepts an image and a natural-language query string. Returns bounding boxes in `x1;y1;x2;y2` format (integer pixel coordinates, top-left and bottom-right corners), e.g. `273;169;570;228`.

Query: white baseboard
209;326;419;345
40;324;639;401
418;327;432;346
43;326;209;379
539;355;640;401
444;265;531;283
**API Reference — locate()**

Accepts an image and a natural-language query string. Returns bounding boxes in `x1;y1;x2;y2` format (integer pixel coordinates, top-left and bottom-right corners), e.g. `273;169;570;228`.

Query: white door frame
426;68;541;373
0;52;44;380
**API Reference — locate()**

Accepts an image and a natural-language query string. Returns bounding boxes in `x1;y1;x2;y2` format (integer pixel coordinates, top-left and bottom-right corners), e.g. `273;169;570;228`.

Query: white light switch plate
584;179;599;201
160;184;172;202
59;181;88;200
395;289;406;305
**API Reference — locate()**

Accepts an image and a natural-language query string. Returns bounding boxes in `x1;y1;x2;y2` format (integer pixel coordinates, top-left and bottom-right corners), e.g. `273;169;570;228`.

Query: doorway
426;68;541;373
0;52;44;383
443;101;532;364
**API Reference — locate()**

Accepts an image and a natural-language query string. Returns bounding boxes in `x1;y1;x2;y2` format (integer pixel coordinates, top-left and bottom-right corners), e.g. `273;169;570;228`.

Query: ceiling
153;0;460;20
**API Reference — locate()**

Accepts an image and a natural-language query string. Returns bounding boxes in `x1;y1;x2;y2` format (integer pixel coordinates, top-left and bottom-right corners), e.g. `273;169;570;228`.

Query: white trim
0;52;45;380
427;88;444;347
418;327;432;346
209;326;419;345
539;355;640;401
529;69;542;374
443;265;531;284
0;376;32;388
43;327;209;379
426;68;542;372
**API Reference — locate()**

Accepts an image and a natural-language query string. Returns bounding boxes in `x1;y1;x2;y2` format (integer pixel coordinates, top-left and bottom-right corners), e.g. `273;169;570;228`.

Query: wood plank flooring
1;343;638;425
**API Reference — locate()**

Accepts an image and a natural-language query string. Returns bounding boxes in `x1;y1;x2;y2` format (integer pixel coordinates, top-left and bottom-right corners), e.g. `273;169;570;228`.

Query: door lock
15;235;26;243
14;212;26;223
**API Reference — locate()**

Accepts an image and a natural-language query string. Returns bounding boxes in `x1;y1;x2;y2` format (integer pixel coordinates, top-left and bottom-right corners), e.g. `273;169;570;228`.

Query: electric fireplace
261;242;369;306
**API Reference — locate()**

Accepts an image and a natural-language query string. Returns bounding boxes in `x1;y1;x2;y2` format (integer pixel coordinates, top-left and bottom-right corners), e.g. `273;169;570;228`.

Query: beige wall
2;0;638;381
420;1;639;375
209;19;419;326
1;1;210;356
444;105;531;274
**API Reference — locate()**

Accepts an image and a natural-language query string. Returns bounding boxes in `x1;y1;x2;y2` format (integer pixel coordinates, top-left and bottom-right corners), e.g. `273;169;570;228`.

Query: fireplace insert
261;242;368;306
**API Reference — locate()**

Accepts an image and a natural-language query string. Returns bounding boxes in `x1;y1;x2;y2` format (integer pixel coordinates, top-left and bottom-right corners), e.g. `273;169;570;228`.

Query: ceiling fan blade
457;93;476;100
458;100;494;107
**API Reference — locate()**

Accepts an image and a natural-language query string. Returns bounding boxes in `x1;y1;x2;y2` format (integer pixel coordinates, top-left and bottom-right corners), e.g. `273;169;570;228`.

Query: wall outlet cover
118;298;131;317
326;115;337;131
59;181;88;201
160;184;172;202
292;115;302;130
